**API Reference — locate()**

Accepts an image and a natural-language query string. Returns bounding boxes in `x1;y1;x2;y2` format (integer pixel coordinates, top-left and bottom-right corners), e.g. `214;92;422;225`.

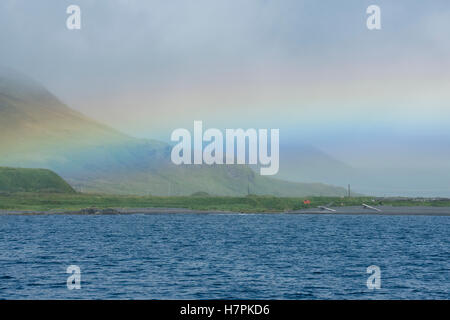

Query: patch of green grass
1;193;449;213
0;167;75;193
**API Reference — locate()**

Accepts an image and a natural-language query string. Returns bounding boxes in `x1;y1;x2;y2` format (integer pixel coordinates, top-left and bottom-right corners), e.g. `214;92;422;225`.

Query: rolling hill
0;68;348;196
0;167;75;193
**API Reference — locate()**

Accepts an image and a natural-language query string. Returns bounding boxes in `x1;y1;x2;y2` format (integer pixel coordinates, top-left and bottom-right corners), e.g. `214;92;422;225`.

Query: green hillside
0;68;348;196
0;167;75;193
73;164;348;197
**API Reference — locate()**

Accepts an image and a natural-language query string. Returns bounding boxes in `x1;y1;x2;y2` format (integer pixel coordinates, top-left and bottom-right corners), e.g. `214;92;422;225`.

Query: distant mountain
275;142;354;184
276;142;450;198
0;167;75;193
0;68;348;196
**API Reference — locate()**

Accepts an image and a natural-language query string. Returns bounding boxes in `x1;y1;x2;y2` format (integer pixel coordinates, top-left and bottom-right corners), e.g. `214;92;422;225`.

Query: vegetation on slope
1;193;449;213
0;69;348;197
0;167;75;193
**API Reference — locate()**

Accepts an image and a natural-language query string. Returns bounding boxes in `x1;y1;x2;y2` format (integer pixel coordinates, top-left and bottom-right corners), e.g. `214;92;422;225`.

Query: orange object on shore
303;200;311;205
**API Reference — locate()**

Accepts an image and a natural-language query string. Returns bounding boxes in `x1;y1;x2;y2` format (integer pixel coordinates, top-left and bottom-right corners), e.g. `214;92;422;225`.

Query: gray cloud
1;0;448;99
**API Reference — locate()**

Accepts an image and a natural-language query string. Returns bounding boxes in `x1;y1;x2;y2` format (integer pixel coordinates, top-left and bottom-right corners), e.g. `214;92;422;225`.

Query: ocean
0;213;448;299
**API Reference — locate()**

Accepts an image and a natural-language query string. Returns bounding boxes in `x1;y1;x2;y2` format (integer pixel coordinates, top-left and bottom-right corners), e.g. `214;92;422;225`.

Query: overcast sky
1;0;450;169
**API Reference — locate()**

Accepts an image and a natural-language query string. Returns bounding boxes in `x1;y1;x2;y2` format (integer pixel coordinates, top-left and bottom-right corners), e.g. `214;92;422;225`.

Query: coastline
1;206;450;216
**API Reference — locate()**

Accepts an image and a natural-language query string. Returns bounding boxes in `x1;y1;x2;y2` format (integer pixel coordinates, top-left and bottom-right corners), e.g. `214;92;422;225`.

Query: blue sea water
0;213;448;299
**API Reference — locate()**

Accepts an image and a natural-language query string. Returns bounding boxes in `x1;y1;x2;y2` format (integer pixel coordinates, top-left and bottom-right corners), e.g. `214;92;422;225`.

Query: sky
1;0;450;172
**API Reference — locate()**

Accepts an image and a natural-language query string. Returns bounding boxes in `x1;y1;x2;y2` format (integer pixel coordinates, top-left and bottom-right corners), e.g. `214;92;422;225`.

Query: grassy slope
0;69;349;197
1;192;449;212
72;164;349;197
0;167;75;193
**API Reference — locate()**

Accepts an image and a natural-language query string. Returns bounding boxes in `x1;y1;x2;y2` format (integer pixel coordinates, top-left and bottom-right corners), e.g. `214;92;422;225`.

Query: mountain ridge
0;69;348;196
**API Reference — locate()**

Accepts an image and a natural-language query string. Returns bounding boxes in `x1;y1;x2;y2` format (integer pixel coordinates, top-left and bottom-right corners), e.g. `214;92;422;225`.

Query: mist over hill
0;69;348;196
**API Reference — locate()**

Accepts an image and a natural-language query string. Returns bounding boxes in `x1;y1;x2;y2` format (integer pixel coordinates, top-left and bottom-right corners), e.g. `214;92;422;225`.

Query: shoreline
1;205;450;216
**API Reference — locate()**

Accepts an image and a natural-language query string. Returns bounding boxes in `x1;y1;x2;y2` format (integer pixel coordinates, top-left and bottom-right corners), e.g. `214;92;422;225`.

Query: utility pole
348;184;351;198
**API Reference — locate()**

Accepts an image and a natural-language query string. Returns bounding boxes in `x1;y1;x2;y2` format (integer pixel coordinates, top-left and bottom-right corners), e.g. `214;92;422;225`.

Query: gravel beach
1;206;450;216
